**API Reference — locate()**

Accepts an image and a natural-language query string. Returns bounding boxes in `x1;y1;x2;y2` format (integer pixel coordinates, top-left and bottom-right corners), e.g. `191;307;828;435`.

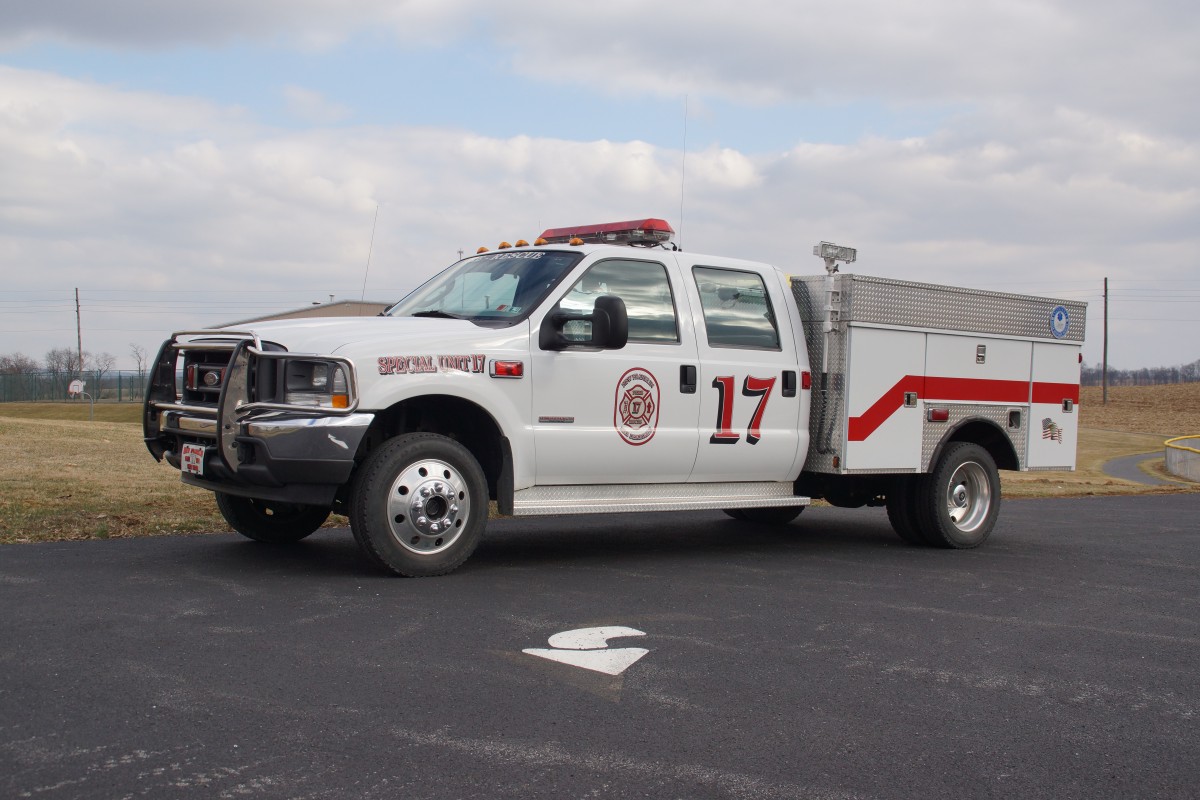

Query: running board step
511;482;810;516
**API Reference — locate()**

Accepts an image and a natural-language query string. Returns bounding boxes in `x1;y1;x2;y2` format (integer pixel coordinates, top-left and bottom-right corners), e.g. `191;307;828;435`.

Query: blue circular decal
1050;306;1070;338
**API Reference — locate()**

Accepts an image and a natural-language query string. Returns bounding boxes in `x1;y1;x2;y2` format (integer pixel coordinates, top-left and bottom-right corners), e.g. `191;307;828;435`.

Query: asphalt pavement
2;494;1198;799
1102;451;1177;486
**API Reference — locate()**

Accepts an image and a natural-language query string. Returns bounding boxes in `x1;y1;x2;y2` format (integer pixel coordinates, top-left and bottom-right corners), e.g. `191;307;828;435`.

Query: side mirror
539;294;629;351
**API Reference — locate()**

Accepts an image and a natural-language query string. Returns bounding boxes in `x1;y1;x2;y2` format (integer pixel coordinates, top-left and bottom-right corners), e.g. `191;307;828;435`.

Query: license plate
181;443;206;476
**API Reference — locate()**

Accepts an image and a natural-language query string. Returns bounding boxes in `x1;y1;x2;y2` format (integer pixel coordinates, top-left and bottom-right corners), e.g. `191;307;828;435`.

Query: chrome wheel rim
385;459;471;555
945;461;991;533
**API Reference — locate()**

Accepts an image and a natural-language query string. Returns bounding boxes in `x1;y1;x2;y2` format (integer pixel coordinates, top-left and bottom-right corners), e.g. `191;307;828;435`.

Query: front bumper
144;331;372;505
157;410;375;505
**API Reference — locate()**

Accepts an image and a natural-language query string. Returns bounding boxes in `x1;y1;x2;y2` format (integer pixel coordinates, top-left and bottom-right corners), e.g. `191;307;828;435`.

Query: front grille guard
144;330;361;471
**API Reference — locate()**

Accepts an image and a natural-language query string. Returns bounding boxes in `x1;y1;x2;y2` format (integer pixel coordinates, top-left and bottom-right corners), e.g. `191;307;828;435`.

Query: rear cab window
692;266;781;350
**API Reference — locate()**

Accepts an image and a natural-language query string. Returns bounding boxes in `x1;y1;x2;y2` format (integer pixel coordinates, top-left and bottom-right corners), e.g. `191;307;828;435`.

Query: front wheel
215;493;330;544
349;433;488;577
916;443;1001;549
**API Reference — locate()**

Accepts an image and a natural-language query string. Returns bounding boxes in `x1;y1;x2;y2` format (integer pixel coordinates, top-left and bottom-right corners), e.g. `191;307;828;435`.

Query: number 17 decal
710;375;777;445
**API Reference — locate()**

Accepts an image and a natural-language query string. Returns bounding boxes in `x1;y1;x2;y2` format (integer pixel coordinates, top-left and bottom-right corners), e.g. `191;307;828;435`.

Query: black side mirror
539;294;629;351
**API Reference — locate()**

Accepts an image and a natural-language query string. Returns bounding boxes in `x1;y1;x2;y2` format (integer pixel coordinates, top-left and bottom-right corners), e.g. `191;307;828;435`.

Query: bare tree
88;352;116;397
44;347;79;376
129;343;148;377
0;353;40;374
90;352;116;380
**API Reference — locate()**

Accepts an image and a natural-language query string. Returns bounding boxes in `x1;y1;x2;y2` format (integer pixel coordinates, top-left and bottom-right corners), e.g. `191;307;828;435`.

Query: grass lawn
1;387;1197;543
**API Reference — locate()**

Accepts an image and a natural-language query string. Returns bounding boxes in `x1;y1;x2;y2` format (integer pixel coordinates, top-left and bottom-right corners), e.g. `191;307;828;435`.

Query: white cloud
5;2;1197;139
0;0;458;49
0;0;1198;369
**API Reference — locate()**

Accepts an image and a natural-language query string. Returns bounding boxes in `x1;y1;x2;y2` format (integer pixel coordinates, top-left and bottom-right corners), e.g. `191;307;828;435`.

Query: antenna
678;95;688;247
360;203;379;304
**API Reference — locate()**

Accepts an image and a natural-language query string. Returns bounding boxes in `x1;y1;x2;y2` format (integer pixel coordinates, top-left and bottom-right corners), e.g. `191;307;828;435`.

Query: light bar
813;242;857;264
538;218;675;245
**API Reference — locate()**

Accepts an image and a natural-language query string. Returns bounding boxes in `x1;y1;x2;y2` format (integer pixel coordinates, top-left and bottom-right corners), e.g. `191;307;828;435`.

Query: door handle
680;365;697;394
782;370;797;397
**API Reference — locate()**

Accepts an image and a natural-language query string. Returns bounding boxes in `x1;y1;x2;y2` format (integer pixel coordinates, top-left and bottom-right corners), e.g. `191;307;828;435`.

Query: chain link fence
0;370;147;403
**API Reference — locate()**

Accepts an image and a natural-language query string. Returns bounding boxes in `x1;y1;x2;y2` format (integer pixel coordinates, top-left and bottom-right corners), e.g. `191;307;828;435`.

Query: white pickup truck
144;218;1085;576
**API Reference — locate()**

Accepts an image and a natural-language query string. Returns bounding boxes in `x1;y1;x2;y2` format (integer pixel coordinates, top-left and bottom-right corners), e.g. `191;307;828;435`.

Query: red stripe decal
1032;382;1081;405
847;376;1080;442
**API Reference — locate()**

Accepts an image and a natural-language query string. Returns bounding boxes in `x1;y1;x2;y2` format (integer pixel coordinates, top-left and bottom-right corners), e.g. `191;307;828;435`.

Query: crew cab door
682;258;805;482
530;256;702;484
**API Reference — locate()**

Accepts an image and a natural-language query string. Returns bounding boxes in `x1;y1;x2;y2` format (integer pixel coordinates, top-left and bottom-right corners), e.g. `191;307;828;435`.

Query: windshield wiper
410;310;466;320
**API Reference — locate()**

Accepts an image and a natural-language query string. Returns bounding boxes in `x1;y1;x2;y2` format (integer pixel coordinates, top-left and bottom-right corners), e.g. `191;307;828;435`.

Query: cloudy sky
1;0;1197;371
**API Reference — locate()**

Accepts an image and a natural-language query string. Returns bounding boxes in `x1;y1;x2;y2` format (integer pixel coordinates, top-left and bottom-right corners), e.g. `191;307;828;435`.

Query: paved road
2;495;1198;799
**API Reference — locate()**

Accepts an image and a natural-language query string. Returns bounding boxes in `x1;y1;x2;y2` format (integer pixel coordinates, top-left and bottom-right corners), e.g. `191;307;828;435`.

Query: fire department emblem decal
1050;305;1070;339
614;368;660;446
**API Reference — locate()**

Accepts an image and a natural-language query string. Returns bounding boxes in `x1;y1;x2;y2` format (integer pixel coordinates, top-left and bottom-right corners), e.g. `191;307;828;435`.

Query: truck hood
222;317;528;358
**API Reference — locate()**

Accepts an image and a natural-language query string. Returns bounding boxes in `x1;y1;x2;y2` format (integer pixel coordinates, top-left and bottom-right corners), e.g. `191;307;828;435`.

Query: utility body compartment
791;273;1086;476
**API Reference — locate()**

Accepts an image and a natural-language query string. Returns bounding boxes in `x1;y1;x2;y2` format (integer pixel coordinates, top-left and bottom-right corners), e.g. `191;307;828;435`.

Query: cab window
692;266;781;349
558;259;680;344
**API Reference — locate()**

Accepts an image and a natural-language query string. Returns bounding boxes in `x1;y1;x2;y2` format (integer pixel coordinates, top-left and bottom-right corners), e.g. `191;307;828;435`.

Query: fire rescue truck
144;219;1085;576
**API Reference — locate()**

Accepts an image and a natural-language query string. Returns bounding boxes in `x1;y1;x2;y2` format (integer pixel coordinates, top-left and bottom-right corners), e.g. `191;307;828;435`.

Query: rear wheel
916;443;1000;549
885;477;927;545
349;433;487;577
215;493;330;544
722;506;805;525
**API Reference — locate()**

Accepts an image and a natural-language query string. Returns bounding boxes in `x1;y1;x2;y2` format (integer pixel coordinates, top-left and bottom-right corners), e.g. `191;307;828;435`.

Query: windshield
387;250;585;325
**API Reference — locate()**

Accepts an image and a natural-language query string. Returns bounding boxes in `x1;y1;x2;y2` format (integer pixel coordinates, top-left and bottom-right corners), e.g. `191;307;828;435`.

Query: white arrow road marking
547;626;645;650
523;626;649;675
522;647;650;676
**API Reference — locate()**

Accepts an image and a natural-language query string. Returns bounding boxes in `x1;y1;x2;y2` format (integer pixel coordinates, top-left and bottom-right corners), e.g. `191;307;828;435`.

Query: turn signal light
491;361;524;378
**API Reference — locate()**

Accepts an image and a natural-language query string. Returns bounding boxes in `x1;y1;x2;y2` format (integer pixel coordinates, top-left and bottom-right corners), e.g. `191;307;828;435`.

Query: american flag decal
1042;417;1063;443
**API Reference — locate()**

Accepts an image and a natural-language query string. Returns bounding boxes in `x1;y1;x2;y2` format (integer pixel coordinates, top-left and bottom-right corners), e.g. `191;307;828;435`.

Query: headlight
284;360;350;409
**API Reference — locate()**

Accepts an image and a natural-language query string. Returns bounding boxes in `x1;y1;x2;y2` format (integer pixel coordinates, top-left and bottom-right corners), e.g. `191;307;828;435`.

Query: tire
349;433;488;577
915;443;1001;549
722;506;805;525
885;477;928;546
215;493;330;544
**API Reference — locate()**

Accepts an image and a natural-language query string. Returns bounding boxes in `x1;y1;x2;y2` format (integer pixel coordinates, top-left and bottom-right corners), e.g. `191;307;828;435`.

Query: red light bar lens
538;218;674;245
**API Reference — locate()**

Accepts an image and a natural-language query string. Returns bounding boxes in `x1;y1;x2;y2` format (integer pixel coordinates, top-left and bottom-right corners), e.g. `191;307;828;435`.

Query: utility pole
75;288;83;378
1102;277;1109;404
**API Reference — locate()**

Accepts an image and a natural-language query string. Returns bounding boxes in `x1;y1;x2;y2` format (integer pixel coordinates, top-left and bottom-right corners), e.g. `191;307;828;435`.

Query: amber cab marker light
476;246;489;253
